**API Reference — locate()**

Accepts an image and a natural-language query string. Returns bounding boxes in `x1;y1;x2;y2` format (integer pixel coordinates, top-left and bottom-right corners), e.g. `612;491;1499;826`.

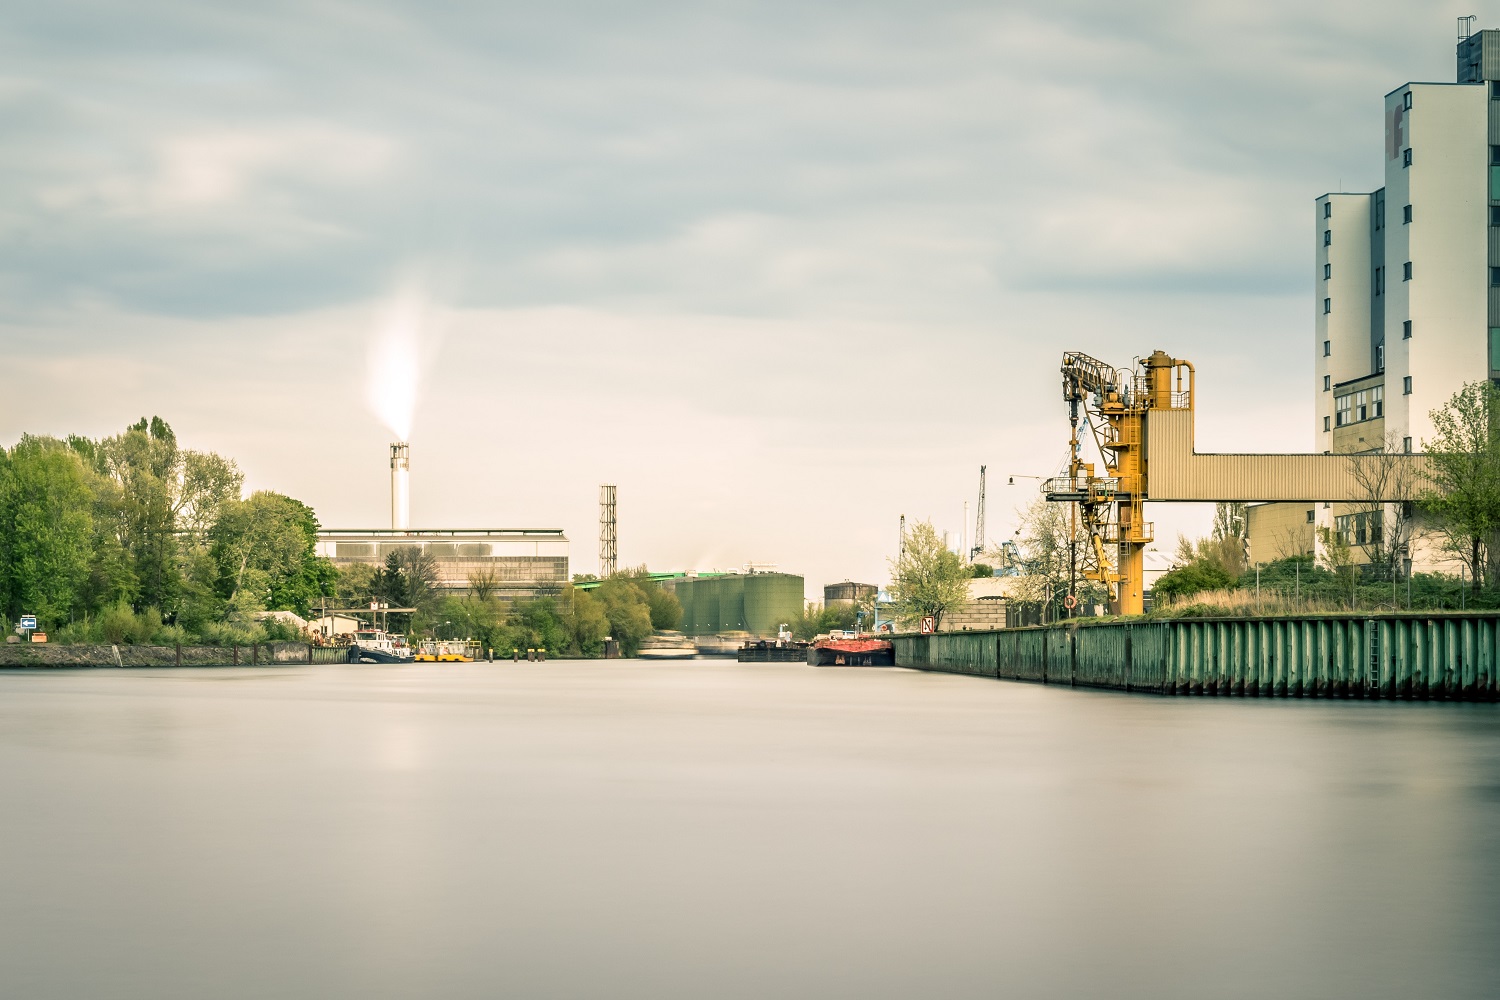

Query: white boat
638;631;698;659
353;628;412;663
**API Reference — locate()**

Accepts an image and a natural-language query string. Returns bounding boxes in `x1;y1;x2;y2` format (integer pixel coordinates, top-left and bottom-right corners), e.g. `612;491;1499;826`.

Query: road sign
19;615;36;630
30;633;46;644
920;616;936;634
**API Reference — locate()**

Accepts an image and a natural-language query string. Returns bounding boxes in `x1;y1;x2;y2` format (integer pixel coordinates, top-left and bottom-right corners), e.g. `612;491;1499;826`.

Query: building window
1403;204;1413;223
1323;298;1332;314
1490;328;1500;372
1323;415;1331;431
1323;263;1331;279
1403;319;1412;339
1336;393;1352;425
1355;390;1369;421
1403;148;1413;166
1324;374;1332;391
1492;81;1500;99
1376;345;1385;373
1491;205;1500;227
1375;196;1385;230
1336;511;1382;547
1323;201;1331;219
1490;267;1500;288
1323;230;1332;246
1403;375;1413;394
1375;266;1384;295
1306;509;1316;523
1323;340;1331;357
1403;261;1412;280
1403;91;1413;110
1491;145;1500;165
1373;383;1384;414
1403;436;1413;453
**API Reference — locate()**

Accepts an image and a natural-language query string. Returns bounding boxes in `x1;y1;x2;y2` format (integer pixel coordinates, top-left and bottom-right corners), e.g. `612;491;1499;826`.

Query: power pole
599;484;617;579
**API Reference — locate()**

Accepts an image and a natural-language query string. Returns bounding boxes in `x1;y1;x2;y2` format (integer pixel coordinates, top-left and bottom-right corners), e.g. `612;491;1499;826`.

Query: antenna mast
970;465;987;559
599;484;617;579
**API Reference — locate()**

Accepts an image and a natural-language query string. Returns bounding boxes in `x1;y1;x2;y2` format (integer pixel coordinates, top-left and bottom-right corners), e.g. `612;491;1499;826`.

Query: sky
0;1;1486;595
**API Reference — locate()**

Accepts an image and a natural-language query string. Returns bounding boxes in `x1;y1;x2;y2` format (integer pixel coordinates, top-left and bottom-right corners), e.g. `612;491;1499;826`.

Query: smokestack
390;442;410;530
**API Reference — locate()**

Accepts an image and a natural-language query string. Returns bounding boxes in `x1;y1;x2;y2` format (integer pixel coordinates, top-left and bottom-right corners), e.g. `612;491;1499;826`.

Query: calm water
1;662;1498;1000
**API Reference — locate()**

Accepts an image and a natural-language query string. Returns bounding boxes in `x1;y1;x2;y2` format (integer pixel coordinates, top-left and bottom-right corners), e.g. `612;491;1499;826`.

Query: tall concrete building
1315;27;1496;458
1249;26;1496;567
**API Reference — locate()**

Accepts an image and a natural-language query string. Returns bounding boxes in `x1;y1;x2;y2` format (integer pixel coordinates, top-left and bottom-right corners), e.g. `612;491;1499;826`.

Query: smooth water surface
1;662;1497;999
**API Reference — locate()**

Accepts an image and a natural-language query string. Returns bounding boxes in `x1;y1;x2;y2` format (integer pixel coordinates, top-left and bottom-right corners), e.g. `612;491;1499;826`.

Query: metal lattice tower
971;465;987;559
599;484;618;579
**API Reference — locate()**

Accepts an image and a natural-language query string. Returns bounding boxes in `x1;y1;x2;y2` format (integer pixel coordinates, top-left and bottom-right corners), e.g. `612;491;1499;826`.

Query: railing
1043;476;1121;501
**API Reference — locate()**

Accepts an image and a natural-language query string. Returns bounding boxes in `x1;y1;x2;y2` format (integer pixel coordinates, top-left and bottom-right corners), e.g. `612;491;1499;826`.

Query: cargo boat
807;637;895;667
638;631;698;659
736;638;808;663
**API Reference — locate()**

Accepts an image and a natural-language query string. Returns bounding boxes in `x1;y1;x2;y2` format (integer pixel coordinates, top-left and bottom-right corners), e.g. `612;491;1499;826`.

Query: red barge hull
807;638;895;667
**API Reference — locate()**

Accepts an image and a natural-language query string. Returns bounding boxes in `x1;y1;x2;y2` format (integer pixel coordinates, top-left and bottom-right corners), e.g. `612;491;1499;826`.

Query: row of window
1323;375;1410;395
1335;511;1383;548
1334;385;1384;426
1320;202;1413;224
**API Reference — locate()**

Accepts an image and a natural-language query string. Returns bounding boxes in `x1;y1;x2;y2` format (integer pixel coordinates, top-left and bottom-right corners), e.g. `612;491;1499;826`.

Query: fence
893;614;1500;700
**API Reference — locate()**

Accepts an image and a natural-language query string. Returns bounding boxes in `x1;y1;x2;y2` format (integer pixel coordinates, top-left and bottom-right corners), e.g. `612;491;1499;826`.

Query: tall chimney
390;442;410;530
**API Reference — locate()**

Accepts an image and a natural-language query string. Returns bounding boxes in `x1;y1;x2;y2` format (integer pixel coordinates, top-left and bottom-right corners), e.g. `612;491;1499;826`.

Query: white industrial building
1249;25;1500;569
1315;26;1497;456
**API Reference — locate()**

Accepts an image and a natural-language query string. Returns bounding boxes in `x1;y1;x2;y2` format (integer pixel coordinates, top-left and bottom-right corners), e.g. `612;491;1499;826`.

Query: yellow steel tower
1044;350;1194;615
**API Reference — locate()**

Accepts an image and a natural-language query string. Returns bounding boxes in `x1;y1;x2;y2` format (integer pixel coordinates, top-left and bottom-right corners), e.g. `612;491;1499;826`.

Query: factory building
316;527;569;602
667;572;804;638
1251;25;1499;569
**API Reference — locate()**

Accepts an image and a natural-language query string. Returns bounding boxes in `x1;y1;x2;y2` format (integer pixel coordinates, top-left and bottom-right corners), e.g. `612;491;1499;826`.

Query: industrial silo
691;578;720;637
743;573;804;637
669;580;694;636
716;575;745;632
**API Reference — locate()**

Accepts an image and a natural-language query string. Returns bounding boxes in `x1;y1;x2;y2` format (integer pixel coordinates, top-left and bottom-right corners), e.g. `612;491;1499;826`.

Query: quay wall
0;642;357;669
893;615;1500;700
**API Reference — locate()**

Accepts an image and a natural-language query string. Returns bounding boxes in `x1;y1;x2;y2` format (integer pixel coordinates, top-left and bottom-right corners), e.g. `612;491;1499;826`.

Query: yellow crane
1044;350;1194;616
1041;349;1432;616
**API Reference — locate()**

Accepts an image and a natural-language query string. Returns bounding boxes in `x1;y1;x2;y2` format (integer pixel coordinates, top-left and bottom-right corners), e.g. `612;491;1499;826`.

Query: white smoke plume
365;280;446;441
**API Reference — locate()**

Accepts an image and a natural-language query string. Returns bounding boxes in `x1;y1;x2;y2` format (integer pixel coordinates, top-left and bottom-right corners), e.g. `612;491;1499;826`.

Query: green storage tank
670;580;694;636
744;573;804;637
717;575;745;632
691;578;720;637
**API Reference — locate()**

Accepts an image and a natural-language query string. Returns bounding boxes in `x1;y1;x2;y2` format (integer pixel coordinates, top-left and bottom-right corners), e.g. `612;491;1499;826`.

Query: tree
887;519;971;629
209;491;334;616
594;577;654;654
1423;381;1500;587
567;588;612;656
1212;502;1248;541
1346;433;1421;579
1007;499;1108;617
0;437;95;625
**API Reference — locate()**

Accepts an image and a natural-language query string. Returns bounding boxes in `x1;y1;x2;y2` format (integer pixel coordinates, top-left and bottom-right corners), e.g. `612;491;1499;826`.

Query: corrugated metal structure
671;573;804;637
1145;410;1430;502
895;614;1500;700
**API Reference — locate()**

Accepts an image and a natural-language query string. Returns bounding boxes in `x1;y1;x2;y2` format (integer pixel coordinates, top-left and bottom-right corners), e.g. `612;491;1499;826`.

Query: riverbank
0;641;354;668
896;612;1500;700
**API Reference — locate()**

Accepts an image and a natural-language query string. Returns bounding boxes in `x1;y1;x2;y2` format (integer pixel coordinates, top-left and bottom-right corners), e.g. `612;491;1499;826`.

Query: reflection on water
1;663;1498;1000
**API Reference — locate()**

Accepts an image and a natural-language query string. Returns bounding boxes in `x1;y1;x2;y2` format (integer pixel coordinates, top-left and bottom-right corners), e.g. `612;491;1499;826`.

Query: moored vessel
638;631;698;659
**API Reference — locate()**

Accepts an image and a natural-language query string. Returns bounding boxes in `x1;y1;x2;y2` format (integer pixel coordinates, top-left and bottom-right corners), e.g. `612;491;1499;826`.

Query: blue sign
19;616;37;630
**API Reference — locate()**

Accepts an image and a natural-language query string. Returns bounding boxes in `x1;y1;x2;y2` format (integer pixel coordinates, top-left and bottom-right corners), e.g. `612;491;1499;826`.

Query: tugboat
637;631;698;659
807;631;895;667
352;628;412;663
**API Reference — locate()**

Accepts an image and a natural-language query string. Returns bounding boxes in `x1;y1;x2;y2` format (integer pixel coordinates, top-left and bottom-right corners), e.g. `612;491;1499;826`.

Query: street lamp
1401;544;1413;611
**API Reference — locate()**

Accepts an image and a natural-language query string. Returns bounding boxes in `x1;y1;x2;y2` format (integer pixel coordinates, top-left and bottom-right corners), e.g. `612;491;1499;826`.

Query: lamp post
1401;544;1412;611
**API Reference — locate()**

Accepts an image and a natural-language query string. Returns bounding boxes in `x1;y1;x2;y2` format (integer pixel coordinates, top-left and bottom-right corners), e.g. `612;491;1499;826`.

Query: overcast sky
0;2;1484;594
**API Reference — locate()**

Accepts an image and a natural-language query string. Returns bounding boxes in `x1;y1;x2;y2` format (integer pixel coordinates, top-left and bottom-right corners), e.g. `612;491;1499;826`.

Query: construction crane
970;465;987;560
1044;350;1194;616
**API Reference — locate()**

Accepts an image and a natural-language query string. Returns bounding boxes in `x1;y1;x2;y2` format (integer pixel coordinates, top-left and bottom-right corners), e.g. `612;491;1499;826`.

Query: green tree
0;437;95;625
887;519;971;629
567;588;612;656
209;491;334;617
1423;381;1500;587
594;577;654;654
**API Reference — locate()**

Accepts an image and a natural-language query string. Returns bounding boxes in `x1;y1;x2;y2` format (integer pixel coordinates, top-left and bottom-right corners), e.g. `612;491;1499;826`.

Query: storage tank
691;578;720;637
668;580;694;636
716;575;745;632
744;573;804;637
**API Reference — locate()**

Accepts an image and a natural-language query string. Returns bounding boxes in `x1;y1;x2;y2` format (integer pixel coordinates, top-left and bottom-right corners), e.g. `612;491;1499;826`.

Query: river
1;661;1497;999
